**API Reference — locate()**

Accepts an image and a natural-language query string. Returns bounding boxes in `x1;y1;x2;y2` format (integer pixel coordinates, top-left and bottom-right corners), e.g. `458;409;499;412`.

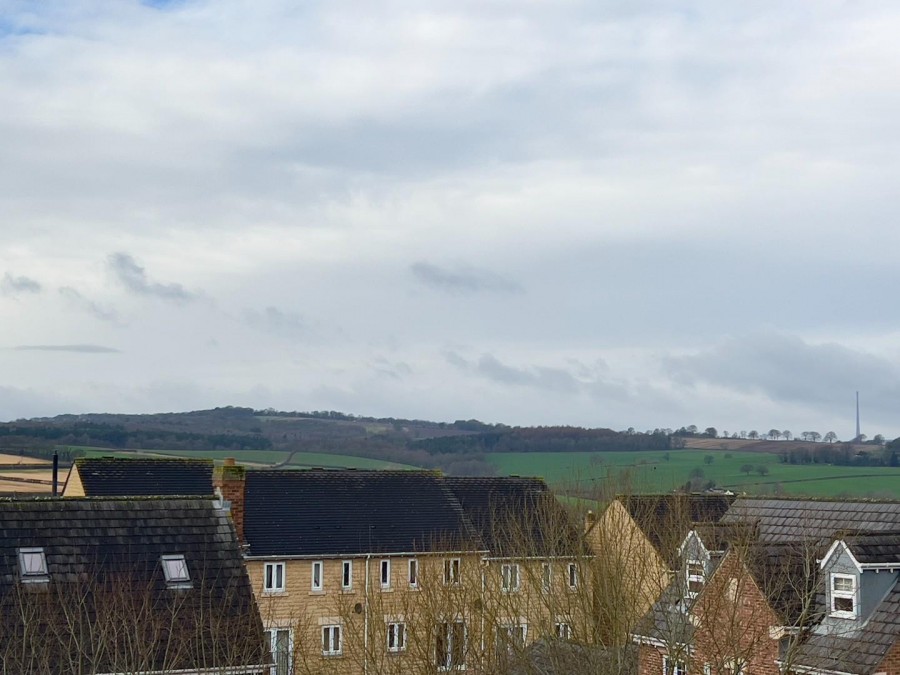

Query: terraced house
214;463;591;675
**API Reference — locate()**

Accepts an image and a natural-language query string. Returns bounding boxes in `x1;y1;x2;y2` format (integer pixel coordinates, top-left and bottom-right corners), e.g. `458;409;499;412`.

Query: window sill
830;610;857;620
309;590;325;596
262;590;287;597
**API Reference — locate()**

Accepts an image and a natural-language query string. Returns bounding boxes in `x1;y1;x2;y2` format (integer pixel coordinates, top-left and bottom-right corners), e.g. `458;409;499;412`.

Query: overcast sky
2;0;900;440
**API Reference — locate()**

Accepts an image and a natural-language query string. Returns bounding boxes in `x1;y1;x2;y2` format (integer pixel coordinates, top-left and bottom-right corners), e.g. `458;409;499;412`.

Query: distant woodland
0;407;896;476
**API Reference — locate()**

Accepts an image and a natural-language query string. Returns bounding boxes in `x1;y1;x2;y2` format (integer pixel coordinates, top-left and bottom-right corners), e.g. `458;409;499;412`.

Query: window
554;622;572;640
267;627;293;675
436;620;466;670
501;563;520;592
17;548;48;582
567;562;578;589
444;558;461;586
831;573;857;617
541;562;551;592
322;625;342;656
161;554;190;587
265;562;285;593
686;560;705;599
663;656;687;675
387;622;407;652
311;561;323;592
381;559;391;589
496;623;526;655
724;658;746;675
409;559;419;588
342;560;353;590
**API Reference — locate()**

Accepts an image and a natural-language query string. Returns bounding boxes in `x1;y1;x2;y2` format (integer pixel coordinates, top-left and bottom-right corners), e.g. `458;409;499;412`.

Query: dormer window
161;554;191;587
830;573;857;618
686;560;705;599
18;548;49;583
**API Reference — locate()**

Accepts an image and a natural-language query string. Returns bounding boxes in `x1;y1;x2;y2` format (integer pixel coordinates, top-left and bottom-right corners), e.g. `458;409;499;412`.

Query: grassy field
487;449;900;499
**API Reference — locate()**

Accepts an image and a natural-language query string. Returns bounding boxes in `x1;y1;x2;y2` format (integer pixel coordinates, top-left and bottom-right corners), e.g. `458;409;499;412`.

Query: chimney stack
213;459;246;544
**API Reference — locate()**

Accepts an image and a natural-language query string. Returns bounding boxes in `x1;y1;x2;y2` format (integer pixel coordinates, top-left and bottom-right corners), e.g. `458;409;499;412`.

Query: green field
487;450;900;499
283;452;419;471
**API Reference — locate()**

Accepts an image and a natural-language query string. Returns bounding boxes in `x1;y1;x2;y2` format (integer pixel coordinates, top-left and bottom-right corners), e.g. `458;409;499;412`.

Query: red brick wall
878;638;900;675
639;644;665;675
693;551;781;675
213;463;246;544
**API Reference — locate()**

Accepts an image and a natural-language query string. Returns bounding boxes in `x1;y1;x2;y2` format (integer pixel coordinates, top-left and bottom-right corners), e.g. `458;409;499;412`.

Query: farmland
486;449;900;499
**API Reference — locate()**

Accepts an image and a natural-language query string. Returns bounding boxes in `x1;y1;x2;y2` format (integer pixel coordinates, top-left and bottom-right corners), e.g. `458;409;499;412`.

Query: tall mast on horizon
855;391;861;441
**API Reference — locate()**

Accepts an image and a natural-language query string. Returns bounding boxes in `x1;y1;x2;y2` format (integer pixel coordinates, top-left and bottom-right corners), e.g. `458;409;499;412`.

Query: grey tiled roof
845;531;900;564
791;578;900;675
0;496;267;674
243;469;479;556
721;498;900;543
72;457;214;496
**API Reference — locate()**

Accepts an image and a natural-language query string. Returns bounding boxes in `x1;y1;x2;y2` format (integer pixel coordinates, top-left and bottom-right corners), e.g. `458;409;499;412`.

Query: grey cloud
663;333;900;422
372;357;412;380
411;262;523;295
1;273;42;295
243;306;308;339
447;352;582;395
14;344;121;353
58;287;120;322
107;252;194;302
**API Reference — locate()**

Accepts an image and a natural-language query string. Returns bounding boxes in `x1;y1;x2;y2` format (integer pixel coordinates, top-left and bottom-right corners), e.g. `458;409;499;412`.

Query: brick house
0;495;269;674
214;464;591;675
633;497;900;675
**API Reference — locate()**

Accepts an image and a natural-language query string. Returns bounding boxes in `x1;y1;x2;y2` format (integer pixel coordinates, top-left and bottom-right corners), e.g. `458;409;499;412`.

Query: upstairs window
409;559;419;588
387;622;407;652
567;562;578;589
18;548;48;583
541;562;552;592
663;656;687;675
831;573;857;618
381;559;391;589
554;622;572;640
264;562;285;593
311;561;324;592
444;558;461;586
686;560;705;599
501;563;520;592
342;560;353;590
161;554;191;587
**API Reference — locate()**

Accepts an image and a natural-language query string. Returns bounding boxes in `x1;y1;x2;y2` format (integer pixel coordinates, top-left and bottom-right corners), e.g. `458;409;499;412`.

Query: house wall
692;551;780;675
61;466;84;497
249;554;593;675
877;636;900;675
588;499;671;644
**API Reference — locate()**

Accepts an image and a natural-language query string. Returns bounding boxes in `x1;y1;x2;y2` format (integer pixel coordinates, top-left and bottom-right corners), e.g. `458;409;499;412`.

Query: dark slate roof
444;476;583;557
721;498;900;543
243;469;479;557
72;457;214;497
620;494;735;561
791;577;900;675
0;496;268;674
845;531;900;564
509;639;633;675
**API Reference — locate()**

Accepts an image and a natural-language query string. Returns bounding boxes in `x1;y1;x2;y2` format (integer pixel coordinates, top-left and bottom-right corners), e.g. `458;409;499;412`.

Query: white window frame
387;621;407;652
267;627;293;675
501;563;520;592
686;560;705;599
17;547;49;583
264;562;286;593
541;562;551;592
311;560;324;592
830;573;858;618
444;558;461;586
342;560;353;590
409;559;419;588
567;562;578;589
322;624;342;656
663;656;687;675
554;621;572;640
381;559;391;589
436;620;466;670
